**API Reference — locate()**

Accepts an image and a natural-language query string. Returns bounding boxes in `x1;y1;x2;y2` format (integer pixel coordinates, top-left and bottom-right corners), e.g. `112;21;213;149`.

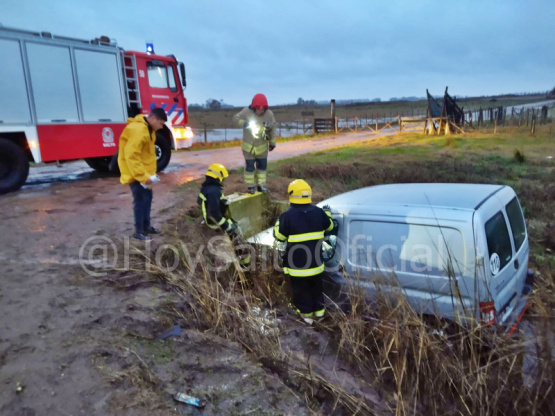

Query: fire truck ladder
123;53;142;109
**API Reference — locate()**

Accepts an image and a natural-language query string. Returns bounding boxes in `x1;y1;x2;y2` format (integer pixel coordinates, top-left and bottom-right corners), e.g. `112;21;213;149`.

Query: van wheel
0;139;30;194
155;132;171;172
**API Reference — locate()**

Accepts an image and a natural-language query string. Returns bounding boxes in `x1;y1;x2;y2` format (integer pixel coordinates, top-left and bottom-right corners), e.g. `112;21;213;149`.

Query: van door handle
514;259;519;270
174;97;179;102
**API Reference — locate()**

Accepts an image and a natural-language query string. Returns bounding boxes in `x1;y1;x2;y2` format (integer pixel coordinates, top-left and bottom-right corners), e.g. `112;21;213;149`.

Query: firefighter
197;163;250;267
273;179;334;324
118;107;167;241
232;93;277;194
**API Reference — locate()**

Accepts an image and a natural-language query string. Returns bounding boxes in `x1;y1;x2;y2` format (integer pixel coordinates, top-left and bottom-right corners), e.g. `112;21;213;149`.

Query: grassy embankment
117;124;554;414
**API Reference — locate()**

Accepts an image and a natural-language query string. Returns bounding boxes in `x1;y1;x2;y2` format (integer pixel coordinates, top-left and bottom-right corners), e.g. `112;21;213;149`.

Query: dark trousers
129;181;153;234
245;157;267;172
290;273;324;314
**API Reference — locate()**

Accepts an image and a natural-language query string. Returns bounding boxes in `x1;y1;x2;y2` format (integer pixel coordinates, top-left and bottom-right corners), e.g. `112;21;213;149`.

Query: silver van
251;183;534;330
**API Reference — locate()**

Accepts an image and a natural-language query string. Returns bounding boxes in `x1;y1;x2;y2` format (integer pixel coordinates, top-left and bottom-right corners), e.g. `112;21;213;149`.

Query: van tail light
480;301;496;325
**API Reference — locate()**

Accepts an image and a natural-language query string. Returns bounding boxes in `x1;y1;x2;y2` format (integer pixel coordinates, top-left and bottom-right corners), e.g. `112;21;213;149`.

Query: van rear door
480;189;529;325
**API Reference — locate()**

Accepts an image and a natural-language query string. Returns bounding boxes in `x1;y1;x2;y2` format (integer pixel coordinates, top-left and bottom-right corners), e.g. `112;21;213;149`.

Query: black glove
269;144;275;152
224;219;238;235
323;204;331;211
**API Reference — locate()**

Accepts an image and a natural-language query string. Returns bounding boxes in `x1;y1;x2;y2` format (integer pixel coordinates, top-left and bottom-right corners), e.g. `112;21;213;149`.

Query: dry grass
106;126;555;414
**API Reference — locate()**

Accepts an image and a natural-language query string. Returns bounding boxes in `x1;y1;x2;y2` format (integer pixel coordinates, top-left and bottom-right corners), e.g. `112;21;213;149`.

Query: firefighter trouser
244;157;267;187
290;273;325;316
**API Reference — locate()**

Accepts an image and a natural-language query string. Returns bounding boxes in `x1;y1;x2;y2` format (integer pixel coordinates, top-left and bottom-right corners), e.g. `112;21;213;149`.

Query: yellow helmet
206;163;229;182
288;179;312;204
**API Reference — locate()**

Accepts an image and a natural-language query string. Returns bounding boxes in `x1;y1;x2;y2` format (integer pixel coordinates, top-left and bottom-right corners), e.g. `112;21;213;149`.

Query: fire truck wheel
0;139;30;194
155;132;171;172
84;156;113;173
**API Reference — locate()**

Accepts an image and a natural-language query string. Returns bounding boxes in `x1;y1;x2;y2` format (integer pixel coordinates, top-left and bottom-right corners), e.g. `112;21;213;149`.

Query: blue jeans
129;181;153;234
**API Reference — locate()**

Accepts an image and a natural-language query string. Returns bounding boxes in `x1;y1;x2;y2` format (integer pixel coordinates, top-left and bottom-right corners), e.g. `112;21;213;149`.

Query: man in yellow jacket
118;107;167;241
232;93;276;194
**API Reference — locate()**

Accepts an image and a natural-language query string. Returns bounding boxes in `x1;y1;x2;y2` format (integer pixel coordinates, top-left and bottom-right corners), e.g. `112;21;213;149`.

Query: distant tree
297;97;304;105
389;97;398;102
206;99;222;110
371;98;381;102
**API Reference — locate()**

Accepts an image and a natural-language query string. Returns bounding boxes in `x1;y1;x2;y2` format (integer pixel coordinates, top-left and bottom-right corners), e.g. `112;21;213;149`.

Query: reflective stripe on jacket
118;114;156;184
197;177;227;230
232;107;276;157
274;204;334;277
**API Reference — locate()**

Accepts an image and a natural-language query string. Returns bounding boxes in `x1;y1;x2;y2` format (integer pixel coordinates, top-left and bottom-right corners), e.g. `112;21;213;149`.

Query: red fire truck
0;25;193;194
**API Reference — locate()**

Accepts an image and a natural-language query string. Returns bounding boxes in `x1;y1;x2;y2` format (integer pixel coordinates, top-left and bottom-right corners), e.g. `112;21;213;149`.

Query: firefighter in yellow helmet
273;179;334;324
197;164;250;268
197;163;236;233
232;93;276;194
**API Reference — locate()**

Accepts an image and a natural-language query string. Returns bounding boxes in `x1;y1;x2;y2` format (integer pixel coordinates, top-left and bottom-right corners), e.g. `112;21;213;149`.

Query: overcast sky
2;0;554;107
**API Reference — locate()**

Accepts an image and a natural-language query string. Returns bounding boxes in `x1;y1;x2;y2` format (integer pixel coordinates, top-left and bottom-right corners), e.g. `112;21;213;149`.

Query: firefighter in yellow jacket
232;93;276;194
118;107;167;241
274;179;334;323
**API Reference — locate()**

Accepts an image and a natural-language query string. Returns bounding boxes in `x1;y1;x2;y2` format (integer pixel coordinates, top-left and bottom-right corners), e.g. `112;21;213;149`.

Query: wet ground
0;131;389;415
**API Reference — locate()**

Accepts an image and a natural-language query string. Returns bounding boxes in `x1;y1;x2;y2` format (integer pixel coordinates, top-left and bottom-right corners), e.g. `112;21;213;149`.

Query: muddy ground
0;133;388;415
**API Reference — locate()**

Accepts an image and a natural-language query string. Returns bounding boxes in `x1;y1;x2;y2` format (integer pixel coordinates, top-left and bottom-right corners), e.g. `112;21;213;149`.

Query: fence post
493;118;497;135
399;116;402;133
530;115;536;135
355;117;358;132
203;123;208;144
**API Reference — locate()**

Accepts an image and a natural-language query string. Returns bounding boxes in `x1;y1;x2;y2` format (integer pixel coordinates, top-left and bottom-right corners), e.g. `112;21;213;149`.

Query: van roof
320;183;505;212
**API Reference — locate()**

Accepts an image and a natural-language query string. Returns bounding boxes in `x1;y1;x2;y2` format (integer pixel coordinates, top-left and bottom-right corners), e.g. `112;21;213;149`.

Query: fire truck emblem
102;127;116;147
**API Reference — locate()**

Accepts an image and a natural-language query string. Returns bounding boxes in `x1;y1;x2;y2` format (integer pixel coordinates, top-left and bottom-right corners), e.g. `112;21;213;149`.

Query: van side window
485;212;512;271
349;220;465;276
505;197;526;251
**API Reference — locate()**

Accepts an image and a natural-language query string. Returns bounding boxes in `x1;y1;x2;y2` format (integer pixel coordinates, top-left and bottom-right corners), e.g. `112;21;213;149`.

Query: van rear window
485;212;512;272
505;197;526;251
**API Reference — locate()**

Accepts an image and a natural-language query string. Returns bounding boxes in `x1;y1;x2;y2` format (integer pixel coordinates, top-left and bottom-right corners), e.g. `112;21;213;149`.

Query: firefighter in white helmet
273;179;334;324
232;93;276;194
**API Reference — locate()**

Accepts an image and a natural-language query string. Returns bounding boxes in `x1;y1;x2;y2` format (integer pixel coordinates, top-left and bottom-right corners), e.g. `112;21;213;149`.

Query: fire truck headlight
174;127;194;140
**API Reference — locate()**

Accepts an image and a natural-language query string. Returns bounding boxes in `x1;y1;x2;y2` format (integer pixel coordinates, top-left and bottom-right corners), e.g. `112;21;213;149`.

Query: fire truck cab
0;25;192;194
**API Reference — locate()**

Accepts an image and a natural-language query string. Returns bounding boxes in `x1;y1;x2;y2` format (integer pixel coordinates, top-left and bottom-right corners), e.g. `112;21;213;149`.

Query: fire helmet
288;179;312;204
251;93;268;110
206;163;229;182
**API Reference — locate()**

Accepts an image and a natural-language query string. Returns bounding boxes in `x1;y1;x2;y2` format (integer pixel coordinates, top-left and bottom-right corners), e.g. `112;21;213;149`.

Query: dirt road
0;131;388;415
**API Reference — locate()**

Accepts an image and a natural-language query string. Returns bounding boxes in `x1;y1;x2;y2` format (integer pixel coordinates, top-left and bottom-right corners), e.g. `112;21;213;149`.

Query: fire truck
0;25;193;194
